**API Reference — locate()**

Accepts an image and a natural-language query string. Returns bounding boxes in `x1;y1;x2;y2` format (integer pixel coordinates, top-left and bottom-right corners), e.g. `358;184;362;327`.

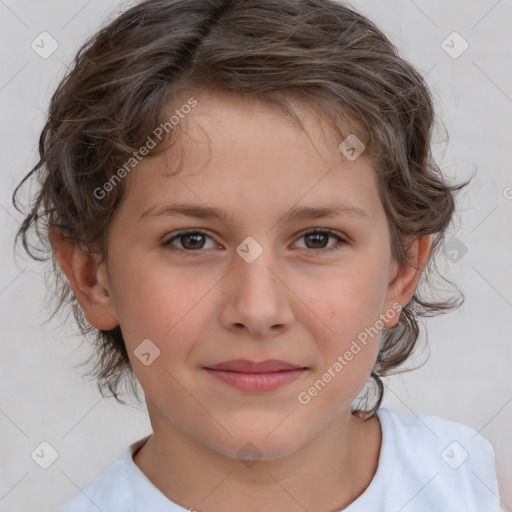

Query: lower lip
203;368;307;392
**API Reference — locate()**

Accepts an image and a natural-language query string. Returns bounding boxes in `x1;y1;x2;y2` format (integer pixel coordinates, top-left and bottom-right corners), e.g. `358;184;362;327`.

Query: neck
133;402;381;512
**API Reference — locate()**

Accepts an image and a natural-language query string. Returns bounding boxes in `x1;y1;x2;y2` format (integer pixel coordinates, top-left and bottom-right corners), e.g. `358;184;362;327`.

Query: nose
219;243;295;339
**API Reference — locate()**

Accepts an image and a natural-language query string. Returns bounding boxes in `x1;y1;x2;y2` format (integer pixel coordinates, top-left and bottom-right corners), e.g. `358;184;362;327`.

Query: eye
163;229;217;253
294;228;347;253
162;228;347;255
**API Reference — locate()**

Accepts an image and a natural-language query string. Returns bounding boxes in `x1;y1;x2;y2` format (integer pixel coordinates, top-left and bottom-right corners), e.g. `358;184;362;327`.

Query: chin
207;425;310;463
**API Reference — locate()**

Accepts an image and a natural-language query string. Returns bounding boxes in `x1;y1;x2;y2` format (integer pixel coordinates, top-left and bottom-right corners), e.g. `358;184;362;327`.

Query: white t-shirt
60;408;501;512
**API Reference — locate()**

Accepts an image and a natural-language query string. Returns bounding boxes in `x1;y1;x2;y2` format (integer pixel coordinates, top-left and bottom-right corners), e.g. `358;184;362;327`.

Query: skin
50;90;432;512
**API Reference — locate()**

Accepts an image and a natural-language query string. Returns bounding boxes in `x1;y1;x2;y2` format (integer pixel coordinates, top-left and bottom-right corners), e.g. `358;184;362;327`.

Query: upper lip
204;359;306;373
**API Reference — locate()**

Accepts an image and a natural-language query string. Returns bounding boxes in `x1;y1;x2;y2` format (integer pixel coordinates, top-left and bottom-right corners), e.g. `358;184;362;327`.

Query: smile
202;367;308;392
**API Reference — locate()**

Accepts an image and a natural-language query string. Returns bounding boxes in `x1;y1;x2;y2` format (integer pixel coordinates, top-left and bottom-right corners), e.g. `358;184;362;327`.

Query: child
13;0;501;510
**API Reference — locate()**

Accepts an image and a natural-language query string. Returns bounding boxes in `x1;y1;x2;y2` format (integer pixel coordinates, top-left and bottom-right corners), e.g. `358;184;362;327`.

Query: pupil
183;233;204;250
179;232;328;250
307;233;327;249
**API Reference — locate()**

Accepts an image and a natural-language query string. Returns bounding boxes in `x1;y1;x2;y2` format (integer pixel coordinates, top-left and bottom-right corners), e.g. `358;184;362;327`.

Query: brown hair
12;0;469;419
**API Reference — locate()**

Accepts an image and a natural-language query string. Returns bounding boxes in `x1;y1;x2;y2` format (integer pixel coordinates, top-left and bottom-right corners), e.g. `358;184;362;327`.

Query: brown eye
163;230;216;252
295;229;346;252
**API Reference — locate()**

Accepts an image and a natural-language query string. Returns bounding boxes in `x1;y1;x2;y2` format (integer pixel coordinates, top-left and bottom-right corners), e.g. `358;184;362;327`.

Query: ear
381;234;433;328
48;228;119;330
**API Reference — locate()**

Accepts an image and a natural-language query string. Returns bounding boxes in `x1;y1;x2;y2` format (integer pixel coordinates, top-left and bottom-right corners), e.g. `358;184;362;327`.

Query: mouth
202;359;308;392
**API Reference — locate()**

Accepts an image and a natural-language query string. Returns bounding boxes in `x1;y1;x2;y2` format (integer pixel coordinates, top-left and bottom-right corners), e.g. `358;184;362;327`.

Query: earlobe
48;228;119;330
382;234;433;328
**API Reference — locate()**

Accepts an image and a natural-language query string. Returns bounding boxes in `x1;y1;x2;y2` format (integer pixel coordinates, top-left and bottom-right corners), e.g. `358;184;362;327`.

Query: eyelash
162;228;347;256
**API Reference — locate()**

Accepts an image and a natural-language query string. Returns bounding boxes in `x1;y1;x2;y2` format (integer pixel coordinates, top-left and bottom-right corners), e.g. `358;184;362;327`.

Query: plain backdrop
1;0;511;510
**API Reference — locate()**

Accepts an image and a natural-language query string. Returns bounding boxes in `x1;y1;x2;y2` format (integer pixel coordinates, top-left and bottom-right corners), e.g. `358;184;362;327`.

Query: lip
204;359;306;373
203;359;308;392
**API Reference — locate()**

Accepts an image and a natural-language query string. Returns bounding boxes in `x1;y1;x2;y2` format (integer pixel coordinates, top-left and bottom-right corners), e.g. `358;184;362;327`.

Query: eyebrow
138;201;369;224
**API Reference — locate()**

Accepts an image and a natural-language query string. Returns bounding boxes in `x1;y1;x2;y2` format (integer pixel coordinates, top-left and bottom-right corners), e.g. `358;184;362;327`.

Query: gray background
1;0;511;510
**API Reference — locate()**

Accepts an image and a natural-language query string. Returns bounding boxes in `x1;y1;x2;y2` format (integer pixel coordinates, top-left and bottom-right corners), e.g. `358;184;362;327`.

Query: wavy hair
12;0;469;419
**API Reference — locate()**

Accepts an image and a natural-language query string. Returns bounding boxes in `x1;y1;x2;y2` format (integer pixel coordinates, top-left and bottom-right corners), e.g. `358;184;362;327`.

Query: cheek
119;275;206;402
310;258;389;335
111;260;216;380
109;254;199;337
299;255;389;379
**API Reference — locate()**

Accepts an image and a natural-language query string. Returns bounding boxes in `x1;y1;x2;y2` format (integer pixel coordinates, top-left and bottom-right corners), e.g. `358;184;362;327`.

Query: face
99;90;404;460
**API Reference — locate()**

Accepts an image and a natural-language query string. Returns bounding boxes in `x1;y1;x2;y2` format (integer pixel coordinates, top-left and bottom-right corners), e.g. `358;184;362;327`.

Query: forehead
118;90;382;225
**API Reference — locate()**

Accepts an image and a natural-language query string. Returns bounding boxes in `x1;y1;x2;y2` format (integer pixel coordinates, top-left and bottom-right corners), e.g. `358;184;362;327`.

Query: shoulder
60;459;133;512
375;408;500;511
59;436;182;512
379;407;497;465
